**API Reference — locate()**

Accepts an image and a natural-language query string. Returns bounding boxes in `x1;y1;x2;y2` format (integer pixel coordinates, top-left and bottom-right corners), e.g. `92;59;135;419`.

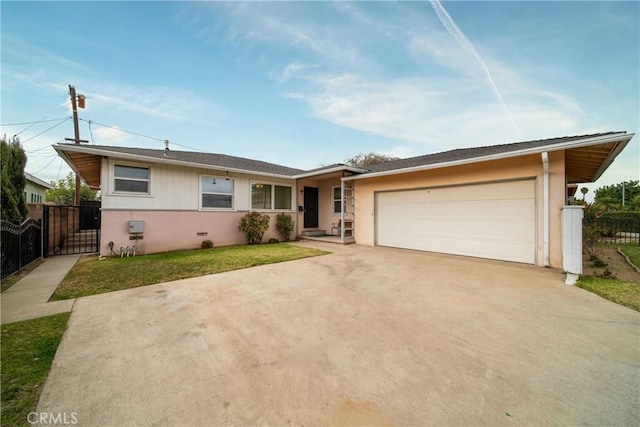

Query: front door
303;186;319;228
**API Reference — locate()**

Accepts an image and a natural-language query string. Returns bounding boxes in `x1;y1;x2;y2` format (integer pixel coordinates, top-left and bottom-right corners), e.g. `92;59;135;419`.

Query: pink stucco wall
100;210;288;256
351;152;566;268
296;177;343;234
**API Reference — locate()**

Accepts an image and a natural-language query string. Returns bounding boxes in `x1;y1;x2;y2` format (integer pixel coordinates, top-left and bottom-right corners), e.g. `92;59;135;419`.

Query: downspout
541;152;550;267
340;180;345;242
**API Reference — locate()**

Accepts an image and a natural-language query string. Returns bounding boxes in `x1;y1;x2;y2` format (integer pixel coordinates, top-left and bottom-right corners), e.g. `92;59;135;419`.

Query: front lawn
577;276;640;312
619;245;640;269
1;313;70;427
52;243;329;300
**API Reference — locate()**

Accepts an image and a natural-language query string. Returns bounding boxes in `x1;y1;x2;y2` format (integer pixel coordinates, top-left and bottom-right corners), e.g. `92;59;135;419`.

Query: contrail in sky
429;0;521;138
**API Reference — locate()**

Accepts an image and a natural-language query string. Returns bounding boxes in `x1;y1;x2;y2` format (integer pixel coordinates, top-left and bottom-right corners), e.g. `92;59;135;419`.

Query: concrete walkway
1;255;79;324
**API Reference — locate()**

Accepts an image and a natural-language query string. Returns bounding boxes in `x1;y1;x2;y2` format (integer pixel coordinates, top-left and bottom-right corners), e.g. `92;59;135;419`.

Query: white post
340;180;345;241
541;152;550;267
562;206;584;285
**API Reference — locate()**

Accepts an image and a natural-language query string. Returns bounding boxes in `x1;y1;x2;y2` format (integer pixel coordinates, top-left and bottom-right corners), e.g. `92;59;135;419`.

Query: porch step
64;231;99;246
301;230;327;237
297;235;356;245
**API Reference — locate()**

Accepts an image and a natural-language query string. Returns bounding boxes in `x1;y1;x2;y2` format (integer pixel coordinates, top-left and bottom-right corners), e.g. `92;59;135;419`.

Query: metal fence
43;205;100;257
1;218;42;280
583;217;640;246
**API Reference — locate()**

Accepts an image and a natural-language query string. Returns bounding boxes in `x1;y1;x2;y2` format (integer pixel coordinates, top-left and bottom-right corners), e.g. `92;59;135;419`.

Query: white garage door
376;180;536;264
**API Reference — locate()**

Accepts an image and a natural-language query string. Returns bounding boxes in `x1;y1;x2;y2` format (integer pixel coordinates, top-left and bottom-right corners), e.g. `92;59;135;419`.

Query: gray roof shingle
65;145;306;176
57;132;627;179
366;132;621;173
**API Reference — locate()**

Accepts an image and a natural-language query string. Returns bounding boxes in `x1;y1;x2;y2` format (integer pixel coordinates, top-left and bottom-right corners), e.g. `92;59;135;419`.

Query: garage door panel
376;180;536;264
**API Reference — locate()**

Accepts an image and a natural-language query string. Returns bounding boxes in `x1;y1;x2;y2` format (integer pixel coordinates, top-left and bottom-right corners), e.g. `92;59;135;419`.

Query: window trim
199;174;235;211
250;181;294;212
332;185;342;214
111;162;151;195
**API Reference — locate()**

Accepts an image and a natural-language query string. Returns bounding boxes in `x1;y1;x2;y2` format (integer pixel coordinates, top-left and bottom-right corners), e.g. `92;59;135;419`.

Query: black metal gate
1;219;42;280
583;217;640;246
43;205;101;257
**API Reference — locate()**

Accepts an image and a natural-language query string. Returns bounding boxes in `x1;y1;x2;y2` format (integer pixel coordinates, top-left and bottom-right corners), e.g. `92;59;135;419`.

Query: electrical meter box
129;220;145;234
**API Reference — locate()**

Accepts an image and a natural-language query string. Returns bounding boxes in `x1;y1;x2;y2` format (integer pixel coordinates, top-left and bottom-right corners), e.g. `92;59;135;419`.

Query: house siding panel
101;159;296;212
98;158;298;255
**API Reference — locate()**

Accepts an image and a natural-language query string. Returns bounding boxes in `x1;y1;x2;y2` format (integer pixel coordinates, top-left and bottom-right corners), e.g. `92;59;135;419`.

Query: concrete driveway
37;242;639;426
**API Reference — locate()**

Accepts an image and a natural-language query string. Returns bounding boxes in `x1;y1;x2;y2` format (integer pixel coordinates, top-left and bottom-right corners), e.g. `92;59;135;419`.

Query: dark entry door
303;186;319;228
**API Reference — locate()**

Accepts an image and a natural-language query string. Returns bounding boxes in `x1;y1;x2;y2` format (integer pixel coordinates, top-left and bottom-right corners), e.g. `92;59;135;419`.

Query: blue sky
1;1;638;198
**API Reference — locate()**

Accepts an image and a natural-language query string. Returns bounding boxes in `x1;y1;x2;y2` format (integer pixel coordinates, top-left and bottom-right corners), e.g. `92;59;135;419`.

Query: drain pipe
541;152;550;267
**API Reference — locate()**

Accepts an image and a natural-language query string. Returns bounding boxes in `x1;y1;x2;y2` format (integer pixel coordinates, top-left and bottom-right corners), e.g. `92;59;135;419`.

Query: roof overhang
54;147;103;189
53;144;300;188
343;132;634;183
293;165;368;180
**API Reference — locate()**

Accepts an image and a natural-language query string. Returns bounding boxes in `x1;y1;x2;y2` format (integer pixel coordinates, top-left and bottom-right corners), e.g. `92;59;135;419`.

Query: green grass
52;243;329;300
1;313;70;427
577;276;640;312
619;245;640;269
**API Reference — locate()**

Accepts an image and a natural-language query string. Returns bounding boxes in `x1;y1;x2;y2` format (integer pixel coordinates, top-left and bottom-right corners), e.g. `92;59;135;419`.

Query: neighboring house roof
53;131;634;189
24;172;54;189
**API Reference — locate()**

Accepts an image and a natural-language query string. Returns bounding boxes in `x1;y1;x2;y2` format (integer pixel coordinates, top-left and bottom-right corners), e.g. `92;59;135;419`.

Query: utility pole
68;85;85;205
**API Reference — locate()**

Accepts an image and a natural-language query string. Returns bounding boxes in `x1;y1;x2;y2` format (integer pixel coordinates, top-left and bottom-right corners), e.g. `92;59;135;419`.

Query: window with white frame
201;176;234;209
251;183;292;210
114;164;150;193
332;186;342;214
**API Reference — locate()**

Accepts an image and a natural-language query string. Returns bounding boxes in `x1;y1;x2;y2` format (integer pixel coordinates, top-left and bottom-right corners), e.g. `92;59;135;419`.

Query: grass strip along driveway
578;244;640;312
578;276;640;312
1;313;70;427
620;245;640;269
52;243;328;300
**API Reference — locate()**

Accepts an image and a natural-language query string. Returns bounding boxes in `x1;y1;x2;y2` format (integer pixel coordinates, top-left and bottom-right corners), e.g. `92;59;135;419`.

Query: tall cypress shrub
1;136;28;223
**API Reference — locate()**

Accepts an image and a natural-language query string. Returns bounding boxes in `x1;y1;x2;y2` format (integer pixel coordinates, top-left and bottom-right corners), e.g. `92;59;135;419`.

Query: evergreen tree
0;135;28;223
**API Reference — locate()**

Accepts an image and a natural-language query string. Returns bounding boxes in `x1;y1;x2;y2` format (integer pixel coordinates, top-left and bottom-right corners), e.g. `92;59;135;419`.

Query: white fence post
562;206;584;285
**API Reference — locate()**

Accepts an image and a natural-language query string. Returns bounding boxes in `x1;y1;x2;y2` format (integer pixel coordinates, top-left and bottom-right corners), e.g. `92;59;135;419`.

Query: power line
78;118;206;152
87;120;96;144
79;118;164;142
0;117;70;127
21;118;70;143
167;141;206;153
31;154;59;174
56;156;64;181
26;142;61;155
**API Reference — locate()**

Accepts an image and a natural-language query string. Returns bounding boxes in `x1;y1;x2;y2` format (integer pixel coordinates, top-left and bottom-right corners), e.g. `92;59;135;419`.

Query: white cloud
2;37;86;72
280;92;305;100
272;62;310;83
299;72;592;151
198;2;373;69
92;126;129;144
85;85;220;123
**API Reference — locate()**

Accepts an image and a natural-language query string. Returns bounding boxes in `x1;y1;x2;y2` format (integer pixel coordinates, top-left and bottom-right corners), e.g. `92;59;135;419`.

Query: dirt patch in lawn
583;246;640;283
